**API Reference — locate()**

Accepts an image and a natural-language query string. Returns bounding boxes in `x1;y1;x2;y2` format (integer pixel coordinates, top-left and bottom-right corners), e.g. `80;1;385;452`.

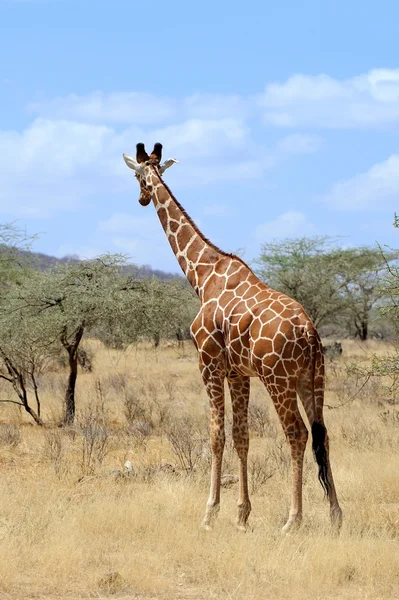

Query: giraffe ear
123;153;145;174
159;158;179;174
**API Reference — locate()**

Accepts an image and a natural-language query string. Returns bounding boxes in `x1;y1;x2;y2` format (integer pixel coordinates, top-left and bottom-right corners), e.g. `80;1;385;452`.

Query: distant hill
0;246;182;281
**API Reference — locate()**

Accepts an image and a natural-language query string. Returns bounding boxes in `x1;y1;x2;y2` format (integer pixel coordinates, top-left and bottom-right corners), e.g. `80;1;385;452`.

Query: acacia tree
6;256;145;425
349;229;399;402
0;224;53;424
0;305;58;425
336;247;395;340
93;277;199;349
138;278;198;347
255;236;393;338
255;237;347;328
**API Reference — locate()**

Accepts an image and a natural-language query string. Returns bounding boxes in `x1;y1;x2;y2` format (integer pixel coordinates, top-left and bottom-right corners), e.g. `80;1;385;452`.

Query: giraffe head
123;142;178;206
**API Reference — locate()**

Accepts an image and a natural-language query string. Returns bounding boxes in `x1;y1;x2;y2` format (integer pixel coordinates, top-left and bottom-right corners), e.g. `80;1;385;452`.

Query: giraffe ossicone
122;142;343;533
122;153;178;176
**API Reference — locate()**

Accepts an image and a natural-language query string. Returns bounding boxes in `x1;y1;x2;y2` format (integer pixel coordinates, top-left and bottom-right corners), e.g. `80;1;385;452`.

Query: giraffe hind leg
262;379;308;533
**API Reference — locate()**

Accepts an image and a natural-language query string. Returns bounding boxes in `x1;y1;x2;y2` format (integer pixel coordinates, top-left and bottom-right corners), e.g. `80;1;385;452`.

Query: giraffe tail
308;331;330;496
311;422;329;496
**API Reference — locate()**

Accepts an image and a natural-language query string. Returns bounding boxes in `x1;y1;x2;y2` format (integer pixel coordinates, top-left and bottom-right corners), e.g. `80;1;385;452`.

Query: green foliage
336;246;395;339
0;287;56;425
0;223;37;287
255;237;347;328
135;278;198;345
94;277;199;348
255;236;394;337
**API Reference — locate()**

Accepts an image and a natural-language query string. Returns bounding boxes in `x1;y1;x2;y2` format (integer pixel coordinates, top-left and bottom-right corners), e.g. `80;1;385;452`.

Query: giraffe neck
149;174;223;295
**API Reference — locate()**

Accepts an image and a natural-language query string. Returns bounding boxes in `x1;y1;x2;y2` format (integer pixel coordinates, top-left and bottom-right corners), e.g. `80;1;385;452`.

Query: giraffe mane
149;164;254;272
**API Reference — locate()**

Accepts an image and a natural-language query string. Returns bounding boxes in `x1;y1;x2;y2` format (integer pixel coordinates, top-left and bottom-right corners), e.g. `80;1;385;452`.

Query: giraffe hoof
200;520;213;532
236;523;248;533
330;507;343;535
281;518;302;535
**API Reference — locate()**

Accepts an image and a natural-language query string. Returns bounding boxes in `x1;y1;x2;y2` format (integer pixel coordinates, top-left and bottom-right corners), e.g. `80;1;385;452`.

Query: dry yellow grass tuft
0;340;398;599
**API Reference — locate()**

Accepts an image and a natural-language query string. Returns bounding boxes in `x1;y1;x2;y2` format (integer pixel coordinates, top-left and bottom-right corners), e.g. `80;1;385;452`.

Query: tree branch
0;399;24;406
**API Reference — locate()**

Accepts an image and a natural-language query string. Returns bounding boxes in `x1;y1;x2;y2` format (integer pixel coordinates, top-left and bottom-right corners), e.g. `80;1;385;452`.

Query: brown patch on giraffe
269;300;285;313
189;237;205;263
196;264;213;281
254;290;272;303
169;220;179;233
203;336;225;358
157;207;168;225
215;258;230;275
169;235;178;255
203;274;225;301
200;248;220;265
205;299;219;319
176;225;192;250
179;257;188;272
225;272;244;290
256;313;280;330
216;289;234;307
235;281;250;296
226;260;244;276
246;297;259;310
242;286;262;300
279;318;294;334
192;326;210;348
253;337;273;356
273;332;287;353
238;312;253;334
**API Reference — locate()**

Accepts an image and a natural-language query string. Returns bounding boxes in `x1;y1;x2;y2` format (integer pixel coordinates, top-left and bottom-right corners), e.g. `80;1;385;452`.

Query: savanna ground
0;339;398;600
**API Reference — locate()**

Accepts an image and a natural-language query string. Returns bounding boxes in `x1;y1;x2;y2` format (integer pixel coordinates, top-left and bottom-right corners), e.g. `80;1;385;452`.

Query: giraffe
122;143;342;533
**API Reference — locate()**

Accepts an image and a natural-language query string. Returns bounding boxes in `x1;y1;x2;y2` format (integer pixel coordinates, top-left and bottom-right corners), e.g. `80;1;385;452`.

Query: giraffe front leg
200;363;226;531
228;376;251;530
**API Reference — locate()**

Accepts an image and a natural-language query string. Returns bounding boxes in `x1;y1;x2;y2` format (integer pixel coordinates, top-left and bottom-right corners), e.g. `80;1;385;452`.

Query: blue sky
1;0;399;273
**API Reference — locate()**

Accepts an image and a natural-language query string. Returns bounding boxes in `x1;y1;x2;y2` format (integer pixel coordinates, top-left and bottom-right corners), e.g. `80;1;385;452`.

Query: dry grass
0;339;398;599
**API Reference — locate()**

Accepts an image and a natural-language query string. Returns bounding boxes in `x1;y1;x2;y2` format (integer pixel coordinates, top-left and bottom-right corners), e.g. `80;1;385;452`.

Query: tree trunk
61;325;84;426
0;349;44;426
360;319;368;341
64;351;78;425
23;401;44;426
153;332;160;349
354;315;368;341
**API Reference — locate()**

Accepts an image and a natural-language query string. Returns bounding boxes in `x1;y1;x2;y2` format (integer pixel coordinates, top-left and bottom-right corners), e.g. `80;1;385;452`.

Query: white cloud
13;68;399;222
29;91;252;126
149;118;250;158
322;154;399;210
0;118;118;216
255;211;314;240
0;115;271;218
258;69;399;128
26;69;399;136
276;133;322;154
27;92;177;125
183;93;251;120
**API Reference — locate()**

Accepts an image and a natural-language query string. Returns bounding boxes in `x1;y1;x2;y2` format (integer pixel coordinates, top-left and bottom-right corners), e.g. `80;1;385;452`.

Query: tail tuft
311;421;330;496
